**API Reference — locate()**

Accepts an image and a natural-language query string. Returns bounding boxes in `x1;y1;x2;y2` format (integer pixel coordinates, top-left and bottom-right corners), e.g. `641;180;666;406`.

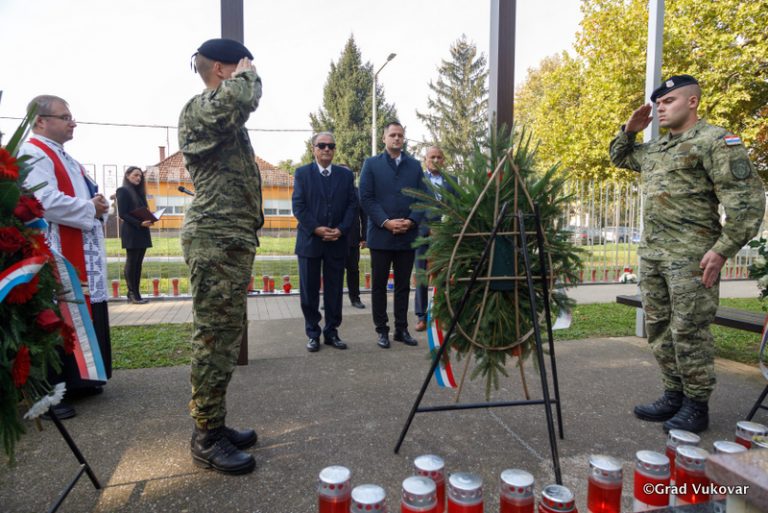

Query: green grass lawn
111;298;766;370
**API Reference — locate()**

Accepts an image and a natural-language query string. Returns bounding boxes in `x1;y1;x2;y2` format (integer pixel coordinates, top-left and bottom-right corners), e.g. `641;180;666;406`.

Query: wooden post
488;0;516;132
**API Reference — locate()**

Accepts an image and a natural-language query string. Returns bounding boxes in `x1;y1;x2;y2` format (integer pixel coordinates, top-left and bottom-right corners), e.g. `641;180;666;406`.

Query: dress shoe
306;338;320;352
634;390;683;422
324;334;348;350
663;397;709;434
127;292;149;305
192;425;258;450
394;329;418;346
42;402;77;420
414;319;427;332
191;426;255;475
377;332;391;349
350;299;366;309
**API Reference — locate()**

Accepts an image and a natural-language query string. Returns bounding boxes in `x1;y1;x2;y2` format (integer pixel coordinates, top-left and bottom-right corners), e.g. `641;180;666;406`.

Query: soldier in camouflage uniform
610;75;765;433
179;38;264;474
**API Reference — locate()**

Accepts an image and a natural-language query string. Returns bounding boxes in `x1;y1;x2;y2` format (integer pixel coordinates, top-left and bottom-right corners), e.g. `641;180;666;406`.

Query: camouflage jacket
178;69;264;247
610;120;765;260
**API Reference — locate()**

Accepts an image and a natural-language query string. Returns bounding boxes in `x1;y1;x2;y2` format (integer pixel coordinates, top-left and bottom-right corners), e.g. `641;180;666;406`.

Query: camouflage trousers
182;236;255;429
639;257;719;401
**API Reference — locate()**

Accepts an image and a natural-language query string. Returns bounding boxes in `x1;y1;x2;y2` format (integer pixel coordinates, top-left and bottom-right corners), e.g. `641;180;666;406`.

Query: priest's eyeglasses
39;114;75;122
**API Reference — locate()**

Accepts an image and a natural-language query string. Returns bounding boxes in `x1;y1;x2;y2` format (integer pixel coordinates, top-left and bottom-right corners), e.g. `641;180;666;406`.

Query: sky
0;0;582;194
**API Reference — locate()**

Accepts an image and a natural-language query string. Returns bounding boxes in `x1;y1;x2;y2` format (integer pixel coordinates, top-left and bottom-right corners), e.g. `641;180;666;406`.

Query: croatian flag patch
724;135;742;146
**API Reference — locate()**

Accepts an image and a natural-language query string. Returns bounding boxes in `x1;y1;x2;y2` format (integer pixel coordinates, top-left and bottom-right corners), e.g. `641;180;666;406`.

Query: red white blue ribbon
427;286;457;388
0;256;47;303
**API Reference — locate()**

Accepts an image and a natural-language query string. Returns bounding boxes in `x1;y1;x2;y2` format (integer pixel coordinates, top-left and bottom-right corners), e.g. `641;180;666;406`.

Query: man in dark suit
293;132;358;352
414;146;456;332
346;183;367;309
359;122;429;349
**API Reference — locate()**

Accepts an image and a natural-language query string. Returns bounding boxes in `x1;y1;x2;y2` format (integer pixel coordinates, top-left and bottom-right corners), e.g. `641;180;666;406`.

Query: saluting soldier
610;74;765;433
179;38;264;475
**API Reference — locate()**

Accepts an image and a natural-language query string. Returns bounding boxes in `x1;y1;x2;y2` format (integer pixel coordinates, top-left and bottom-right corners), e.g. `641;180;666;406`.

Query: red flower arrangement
1;106;68;463
0;148;20;181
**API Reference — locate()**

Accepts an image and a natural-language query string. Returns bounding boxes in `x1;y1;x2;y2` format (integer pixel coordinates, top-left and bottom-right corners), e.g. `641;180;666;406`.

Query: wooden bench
616;294;765;333
617;293;768;420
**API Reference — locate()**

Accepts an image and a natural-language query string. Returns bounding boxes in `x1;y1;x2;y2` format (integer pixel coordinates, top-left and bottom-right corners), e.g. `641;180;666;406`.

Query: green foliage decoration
405;127;582;398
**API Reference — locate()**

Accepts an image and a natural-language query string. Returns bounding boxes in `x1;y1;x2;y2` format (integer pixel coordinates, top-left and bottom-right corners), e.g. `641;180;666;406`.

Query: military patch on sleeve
730;158;752;179
724;134;742;146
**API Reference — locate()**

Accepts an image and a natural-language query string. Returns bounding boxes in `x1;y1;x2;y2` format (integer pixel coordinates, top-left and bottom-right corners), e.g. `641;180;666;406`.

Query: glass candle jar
402;476;438;513
633;450;670;511
317;465;351;513
499;469;534;513
734;421;768;449
674;446;710;506
351;484;387;513
415;455;446;513
665;429;700;482
711;441;747;504
538;484;577;513
586;455;622;513
447;472;483;513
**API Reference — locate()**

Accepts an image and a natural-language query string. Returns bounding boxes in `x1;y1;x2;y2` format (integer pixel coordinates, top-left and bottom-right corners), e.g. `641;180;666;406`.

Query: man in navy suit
414;146;456;332
293;132;358;352
359;122;430;349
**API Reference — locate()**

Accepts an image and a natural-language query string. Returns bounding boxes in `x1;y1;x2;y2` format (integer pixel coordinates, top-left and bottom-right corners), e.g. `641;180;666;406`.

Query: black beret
196;38;253;64
650;74;699;102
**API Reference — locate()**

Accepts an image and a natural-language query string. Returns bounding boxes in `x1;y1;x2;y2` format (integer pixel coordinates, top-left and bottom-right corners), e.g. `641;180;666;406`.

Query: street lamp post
371;53;397;156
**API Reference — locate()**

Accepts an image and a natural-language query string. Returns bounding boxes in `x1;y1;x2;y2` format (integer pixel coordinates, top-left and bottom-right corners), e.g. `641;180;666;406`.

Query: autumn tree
515;0;768;181
305;35;398;172
416;35;488;174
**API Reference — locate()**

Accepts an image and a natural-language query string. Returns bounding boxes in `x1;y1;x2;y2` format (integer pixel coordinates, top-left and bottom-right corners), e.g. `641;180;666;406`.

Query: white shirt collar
315;161;332;175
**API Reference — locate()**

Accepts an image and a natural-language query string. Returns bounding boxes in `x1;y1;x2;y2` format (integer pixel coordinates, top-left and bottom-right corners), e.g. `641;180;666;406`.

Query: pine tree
305;35;398;172
416;35;488;174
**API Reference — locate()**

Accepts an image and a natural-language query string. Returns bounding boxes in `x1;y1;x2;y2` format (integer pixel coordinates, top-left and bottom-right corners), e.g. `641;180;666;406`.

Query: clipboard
129;207;165;222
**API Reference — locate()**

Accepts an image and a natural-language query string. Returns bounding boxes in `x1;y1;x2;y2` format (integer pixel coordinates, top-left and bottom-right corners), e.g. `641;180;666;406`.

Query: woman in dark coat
116;166;154;304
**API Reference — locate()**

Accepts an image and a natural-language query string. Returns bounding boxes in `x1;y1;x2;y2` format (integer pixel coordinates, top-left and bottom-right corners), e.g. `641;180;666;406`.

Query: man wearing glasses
20;95;112;420
292;132;358;352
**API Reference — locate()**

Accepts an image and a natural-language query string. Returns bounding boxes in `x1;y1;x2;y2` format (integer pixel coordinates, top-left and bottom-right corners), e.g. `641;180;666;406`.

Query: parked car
604;226;640;244
564;225;603;245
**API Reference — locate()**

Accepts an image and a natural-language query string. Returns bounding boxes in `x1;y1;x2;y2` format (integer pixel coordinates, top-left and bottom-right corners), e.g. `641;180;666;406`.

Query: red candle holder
350;484;386;513
447;472;483;513
586;455;622;513
499;469;534;513
248;275;255;292
365;272;371;289
317;465;351;513
734;420;767;449
538;484;577;513
633;450;670;511
283;282;292;294
172;277;180;296
262;275;269;293
152;277;160;296
269;278;275;293
674;446;710;506
415;455;446;513
111;279;119;298
665;429;700;483
402;476;438;513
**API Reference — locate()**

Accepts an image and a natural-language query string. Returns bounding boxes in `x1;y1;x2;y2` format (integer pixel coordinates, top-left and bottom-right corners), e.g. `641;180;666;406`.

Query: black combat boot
633;390;683;421
663;397;709;433
191;426;255;475
221;426;258;449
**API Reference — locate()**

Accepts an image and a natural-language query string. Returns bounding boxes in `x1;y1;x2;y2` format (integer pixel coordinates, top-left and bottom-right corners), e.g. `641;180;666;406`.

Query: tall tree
416;35;488;174
305;35;397;172
514;0;768;181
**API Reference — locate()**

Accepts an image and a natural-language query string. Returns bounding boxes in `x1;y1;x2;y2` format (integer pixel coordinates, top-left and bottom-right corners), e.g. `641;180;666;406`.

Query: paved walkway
109;280;761;326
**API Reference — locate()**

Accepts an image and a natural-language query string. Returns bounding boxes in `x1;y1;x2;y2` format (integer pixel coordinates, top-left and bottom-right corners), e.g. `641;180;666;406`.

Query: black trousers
124;247;147;297
346;244;361;301
370;248;415;334
298;255;345;339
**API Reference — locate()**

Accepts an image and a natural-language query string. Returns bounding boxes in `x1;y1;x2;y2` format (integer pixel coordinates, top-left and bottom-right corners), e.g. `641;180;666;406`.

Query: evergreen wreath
407;128;582;398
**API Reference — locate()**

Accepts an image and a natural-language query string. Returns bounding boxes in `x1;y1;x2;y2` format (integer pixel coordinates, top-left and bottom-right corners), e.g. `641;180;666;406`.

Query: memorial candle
317;465;351;513
586;455;622;513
